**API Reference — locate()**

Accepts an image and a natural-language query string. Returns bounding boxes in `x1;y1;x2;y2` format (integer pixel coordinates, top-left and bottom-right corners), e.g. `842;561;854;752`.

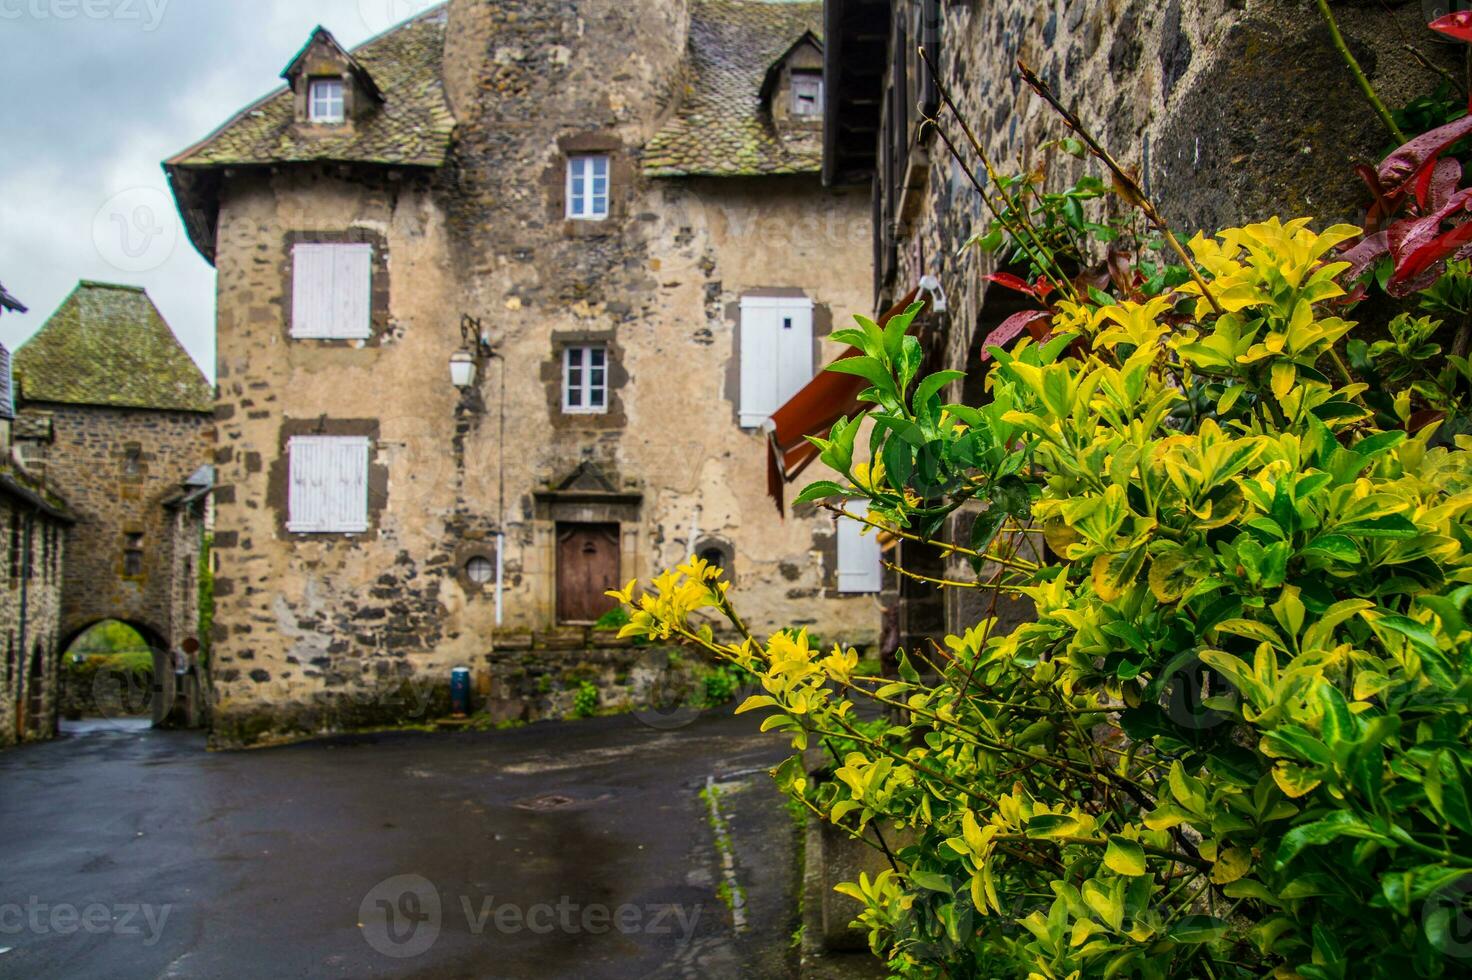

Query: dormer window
309;79;345;123
792;73;823;116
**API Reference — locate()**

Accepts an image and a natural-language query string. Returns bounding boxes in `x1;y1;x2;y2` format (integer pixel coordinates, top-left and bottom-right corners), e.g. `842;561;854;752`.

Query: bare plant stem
1013;61;1226;319
1405;43;1469;104
1315;0;1407;144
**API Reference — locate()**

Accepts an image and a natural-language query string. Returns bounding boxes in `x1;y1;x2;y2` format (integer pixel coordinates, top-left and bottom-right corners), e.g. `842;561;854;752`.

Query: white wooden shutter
739;296;813;428
776;299;814;407
291;244;372;339
287;436;370;533
837;514;883;593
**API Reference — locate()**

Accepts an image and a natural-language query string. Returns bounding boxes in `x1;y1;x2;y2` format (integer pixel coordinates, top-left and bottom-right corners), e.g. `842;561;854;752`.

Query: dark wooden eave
823;0;890;186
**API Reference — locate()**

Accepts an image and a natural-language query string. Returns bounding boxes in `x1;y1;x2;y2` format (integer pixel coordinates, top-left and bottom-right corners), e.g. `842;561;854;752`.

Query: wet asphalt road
0;712;796;979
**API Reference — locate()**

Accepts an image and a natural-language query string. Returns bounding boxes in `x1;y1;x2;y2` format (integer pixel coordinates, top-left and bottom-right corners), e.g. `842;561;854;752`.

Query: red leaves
979;311;1051;363
1378;113;1472;195
1430;10;1472;43
984;272;1054;301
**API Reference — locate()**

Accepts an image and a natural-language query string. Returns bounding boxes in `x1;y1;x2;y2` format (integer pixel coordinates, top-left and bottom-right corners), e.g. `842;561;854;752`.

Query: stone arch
59;618;174;726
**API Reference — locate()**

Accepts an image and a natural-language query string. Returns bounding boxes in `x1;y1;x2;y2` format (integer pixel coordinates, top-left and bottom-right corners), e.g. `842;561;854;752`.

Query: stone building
12;281;214;707
0;293;75;748
165;0;877;745
810;0;1459;647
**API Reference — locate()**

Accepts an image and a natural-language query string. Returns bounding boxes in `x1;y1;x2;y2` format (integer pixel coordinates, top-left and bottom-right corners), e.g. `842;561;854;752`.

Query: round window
465;556;494;585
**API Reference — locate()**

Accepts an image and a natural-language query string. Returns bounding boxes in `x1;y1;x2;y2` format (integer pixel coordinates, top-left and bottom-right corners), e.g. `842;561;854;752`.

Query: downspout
495;350;507;627
16;510;32;735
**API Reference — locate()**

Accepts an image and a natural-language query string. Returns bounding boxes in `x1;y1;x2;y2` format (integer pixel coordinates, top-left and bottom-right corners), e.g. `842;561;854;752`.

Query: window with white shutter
290;243;373;339
837;513;883;594
287;436;371;533
738;295;814;428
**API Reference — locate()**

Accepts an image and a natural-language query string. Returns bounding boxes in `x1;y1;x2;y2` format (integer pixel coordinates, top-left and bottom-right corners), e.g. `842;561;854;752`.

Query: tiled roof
167;6;454;170
15;282;213;413
644;0;824;178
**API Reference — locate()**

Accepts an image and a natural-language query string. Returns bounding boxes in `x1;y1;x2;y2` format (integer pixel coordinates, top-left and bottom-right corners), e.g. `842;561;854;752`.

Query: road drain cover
515;794;577;811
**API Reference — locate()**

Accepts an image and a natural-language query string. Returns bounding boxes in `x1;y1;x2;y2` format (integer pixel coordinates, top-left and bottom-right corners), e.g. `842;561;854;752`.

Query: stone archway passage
58;620;184;729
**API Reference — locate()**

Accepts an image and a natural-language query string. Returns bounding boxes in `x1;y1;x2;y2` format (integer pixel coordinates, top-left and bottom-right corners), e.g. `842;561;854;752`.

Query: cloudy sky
0;0;444;381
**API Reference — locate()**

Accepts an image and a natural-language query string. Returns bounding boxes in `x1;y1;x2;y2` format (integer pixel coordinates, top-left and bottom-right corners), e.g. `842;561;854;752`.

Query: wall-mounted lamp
918;274;948;314
450;314;499;389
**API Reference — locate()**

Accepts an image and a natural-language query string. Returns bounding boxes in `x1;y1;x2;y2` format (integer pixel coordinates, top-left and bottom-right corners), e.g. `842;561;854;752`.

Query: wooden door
557;523;620;623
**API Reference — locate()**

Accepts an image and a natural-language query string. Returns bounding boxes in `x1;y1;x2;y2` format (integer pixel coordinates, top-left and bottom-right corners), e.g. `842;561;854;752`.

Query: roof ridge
77;280;146;292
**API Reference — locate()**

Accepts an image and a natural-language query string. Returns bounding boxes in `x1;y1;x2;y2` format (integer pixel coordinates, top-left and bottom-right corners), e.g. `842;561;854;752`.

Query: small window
465;556;494;585
123;445;142;477
792;74;823;116
287;435;371;534
309;78;345;123
124;533;144;578
291;243;373;340
837;514;883;594
563;345;609;414
566;155;610;220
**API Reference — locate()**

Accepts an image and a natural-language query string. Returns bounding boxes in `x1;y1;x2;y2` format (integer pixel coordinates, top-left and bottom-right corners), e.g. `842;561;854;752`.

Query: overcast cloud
0;0;444;381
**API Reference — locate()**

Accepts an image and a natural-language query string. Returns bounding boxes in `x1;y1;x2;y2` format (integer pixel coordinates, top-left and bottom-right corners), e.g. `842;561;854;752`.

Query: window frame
308;78;346;124
561;345;610;415
791;73;824;117
566;154;611;221
286;435;372;535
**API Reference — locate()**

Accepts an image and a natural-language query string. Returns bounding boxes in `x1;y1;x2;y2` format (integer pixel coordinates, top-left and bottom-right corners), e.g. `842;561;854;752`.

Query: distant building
12;281;213;721
166;0;877;745
0;286;74;747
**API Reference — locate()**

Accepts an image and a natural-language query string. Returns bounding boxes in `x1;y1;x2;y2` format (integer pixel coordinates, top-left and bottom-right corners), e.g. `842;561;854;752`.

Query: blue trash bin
450;667;472;717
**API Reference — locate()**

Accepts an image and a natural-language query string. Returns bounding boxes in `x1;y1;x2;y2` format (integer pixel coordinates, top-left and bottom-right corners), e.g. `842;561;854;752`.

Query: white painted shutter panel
334;244;373;339
739;298;780;428
837;515;883;593
291;245;336;339
287;436;370;533
291;244;372;339
776;299;814;407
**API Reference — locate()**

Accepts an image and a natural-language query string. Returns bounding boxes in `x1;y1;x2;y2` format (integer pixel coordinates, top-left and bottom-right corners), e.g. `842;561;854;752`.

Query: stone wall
869;0;1456;636
12;402;212;647
0;489;68;747
205;0;877;746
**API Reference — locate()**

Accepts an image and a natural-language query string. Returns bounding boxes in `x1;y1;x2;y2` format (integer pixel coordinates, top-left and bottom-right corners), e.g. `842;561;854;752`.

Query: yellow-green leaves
1104;836;1148;876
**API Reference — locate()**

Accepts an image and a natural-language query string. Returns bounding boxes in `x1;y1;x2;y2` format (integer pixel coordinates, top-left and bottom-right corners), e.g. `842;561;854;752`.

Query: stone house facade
0;310;75;747
166;0;877;745
12;282;215;692
818;0;1461;648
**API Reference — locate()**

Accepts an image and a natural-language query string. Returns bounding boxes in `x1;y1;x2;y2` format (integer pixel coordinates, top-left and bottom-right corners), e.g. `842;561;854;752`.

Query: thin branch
1314;0;1407;144
1013;60;1226;319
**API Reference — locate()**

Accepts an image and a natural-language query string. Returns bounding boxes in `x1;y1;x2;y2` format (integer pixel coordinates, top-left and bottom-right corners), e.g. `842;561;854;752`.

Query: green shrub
614;217;1472;978
573;681;599;719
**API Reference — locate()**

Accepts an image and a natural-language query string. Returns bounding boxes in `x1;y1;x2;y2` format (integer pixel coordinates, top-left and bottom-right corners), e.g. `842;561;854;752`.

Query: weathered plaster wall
875;0;1453;636
12;402;212;646
0;493;68;747
206;0;875;746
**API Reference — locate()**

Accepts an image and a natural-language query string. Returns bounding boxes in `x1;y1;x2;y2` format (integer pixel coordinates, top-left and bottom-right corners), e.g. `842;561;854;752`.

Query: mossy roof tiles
643;0;824;178
168;6;454;169
15;282;212;413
